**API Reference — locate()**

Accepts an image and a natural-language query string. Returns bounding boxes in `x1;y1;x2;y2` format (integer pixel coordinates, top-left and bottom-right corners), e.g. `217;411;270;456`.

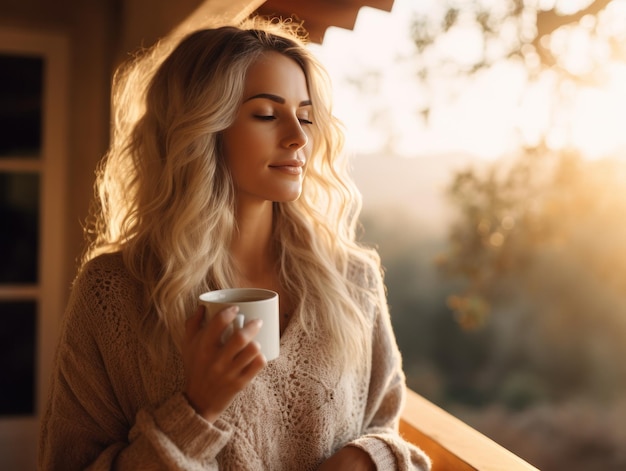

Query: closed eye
254;114;313;125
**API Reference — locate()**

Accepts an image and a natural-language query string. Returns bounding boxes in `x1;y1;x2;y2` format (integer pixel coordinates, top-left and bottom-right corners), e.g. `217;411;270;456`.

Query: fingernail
220;306;238;322
233;314;244;330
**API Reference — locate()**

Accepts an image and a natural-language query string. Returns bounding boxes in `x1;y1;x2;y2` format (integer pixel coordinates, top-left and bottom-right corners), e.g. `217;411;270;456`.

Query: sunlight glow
568;65;626;159
310;0;626;162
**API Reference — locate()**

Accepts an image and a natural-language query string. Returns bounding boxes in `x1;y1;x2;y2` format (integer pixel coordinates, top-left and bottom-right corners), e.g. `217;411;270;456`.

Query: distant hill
349;152;481;236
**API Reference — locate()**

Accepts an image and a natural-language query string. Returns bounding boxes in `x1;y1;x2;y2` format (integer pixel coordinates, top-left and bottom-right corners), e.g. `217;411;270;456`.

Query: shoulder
66;252;144;333
73;252;139;298
346;251;384;293
77;251;129;279
346;251;388;319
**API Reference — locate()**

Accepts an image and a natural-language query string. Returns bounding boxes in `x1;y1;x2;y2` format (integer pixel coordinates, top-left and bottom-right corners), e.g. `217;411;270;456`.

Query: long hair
83;18;383;365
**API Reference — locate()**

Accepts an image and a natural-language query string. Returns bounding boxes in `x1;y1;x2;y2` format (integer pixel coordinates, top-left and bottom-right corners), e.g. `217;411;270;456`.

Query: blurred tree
406;2;626;403
412;0;616;72
437;147;626;402
359;210;497;406
353;2;626;467
410;0;624;121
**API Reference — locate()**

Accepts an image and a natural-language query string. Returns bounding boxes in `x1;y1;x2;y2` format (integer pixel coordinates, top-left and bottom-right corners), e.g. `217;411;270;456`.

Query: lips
268;158;305;175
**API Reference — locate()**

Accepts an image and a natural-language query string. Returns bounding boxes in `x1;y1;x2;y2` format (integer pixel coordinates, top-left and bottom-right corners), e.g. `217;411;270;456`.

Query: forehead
243;51;310;100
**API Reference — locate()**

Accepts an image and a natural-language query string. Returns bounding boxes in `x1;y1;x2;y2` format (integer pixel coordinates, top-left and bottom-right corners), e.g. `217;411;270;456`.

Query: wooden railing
400;389;540;471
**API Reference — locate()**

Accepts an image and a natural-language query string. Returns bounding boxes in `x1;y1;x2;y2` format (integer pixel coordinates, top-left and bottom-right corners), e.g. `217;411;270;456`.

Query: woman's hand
317;445;376;471
182;305;266;423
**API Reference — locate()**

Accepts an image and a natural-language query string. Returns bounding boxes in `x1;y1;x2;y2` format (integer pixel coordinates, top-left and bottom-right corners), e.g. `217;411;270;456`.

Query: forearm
41;390;231;470
114;393;231;470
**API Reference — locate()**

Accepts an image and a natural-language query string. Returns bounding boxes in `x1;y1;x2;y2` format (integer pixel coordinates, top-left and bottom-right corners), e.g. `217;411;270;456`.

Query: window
0;27;68;470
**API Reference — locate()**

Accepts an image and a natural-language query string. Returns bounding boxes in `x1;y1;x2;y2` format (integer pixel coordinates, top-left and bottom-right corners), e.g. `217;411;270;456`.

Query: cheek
303;138;315;161
226;127;268;157
304;128;316;152
226;147;252;180
223;129;254;165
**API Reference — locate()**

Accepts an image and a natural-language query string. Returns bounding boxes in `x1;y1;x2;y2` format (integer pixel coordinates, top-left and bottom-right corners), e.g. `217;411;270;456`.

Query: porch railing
400;389;540;471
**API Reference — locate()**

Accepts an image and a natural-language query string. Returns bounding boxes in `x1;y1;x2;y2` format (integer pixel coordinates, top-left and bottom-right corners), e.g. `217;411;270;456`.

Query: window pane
0;172;39;283
0;301;37;416
0;54;44;158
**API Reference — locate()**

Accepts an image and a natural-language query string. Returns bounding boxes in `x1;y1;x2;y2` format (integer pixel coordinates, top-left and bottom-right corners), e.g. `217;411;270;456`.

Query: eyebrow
244;93;312;107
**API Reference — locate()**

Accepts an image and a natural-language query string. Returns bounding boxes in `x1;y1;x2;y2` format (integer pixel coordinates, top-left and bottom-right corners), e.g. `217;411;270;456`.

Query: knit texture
39;253;431;470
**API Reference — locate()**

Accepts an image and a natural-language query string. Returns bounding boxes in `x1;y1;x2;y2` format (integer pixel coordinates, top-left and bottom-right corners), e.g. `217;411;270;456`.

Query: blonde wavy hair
83;18;384;365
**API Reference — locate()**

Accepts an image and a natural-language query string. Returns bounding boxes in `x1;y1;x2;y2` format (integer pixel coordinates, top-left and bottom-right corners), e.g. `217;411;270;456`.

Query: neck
231;200;276;284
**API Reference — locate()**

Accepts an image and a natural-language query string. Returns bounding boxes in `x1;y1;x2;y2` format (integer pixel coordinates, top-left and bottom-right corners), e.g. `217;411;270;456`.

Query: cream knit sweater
39;253;431;470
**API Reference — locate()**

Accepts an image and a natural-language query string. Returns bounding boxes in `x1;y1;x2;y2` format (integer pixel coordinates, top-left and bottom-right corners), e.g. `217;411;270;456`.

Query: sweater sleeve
346;270;431;471
112;393;232;470
38;256;233;470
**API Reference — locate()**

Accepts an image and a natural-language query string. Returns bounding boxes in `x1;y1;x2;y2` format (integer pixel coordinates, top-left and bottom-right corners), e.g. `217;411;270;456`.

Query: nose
281;118;308;150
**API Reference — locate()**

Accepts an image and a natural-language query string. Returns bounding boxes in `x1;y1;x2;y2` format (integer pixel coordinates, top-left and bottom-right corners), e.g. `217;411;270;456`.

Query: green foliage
384;2;626;468
359;210;497;406
359;146;626;406
439;148;626;404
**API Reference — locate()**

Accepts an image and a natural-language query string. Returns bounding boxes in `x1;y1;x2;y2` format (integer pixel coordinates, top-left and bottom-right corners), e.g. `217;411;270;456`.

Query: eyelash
254;115;314;125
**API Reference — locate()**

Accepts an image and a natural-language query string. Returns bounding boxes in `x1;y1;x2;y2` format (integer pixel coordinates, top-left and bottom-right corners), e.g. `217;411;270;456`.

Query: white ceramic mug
198;288;280;361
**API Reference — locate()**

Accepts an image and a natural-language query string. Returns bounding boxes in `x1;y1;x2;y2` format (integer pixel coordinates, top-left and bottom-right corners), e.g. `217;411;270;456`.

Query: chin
274;191;302;203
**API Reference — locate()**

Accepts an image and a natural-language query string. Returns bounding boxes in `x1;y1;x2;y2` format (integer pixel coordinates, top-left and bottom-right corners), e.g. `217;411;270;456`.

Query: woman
39;18;431;471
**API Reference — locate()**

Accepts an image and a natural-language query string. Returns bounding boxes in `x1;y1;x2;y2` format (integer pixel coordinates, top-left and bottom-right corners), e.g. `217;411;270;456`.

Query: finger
231;340;264;371
202;305;239;345
223;319;263;359
218;340;264;390
184;305;205;344
225;344;266;394
238;350;267;384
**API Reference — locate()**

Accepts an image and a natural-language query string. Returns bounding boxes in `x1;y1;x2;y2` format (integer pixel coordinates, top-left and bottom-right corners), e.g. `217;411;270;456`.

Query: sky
309;0;626;161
